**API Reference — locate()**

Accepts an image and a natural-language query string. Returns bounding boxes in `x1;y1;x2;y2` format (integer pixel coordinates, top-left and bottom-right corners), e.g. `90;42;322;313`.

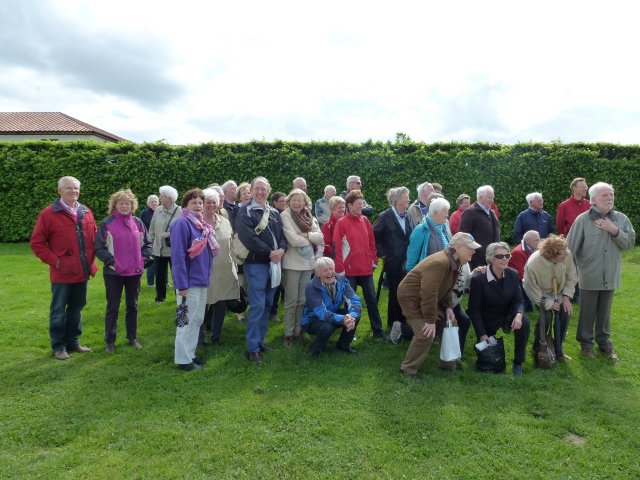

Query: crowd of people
30;175;635;377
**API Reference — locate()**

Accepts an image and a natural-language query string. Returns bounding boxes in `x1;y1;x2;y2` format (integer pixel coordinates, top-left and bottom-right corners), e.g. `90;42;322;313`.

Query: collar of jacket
589;206;617;221
53;198;87;215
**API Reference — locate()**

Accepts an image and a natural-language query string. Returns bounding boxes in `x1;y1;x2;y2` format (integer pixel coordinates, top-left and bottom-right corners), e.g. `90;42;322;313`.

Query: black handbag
475;336;506;373
226;287;248;314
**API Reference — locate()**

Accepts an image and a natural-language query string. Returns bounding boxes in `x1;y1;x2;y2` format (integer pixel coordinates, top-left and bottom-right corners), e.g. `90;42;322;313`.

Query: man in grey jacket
567;182;635;360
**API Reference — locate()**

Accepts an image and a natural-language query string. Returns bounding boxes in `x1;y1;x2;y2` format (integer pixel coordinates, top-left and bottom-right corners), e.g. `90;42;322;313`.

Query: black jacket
468;266;524;338
236;202;288;264
372;208;415;275
458;203;500;266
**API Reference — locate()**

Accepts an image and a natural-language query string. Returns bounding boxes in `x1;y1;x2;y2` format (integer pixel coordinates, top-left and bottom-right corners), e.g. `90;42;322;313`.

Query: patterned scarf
291;207;314;233
426;215;450;248
182;209;221;259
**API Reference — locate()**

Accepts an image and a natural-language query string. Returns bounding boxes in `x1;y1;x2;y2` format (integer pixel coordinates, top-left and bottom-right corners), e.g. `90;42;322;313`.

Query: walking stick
552;277;561;355
376;258;386;302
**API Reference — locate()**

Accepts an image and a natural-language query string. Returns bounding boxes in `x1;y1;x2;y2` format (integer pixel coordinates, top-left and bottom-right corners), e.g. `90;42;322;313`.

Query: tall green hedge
1;140;639;243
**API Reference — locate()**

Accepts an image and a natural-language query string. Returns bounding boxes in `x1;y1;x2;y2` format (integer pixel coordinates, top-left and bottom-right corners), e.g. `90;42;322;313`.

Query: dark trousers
200;301;228;344
534;309;569;356
386;272;406;329
104;274;141;344
154;255;171;302
520;283;533;312
146;262;156;286
348;275;383;336
479;316;530;365
49;281;88;351
303;317;359;356
270;285;284;316
453;303;471;354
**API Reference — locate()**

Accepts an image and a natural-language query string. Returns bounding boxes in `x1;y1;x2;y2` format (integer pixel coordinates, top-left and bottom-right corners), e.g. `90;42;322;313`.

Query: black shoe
512;364;523;376
259;344;274;353
248;352;263;363
373;331;392;343
399;368;420;381
336;346;358;354
210;338;221;346
192;357;207;366
178;362;203;372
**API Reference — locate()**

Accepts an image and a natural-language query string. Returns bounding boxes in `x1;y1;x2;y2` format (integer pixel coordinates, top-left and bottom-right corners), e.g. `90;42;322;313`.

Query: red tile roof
0;112;127;142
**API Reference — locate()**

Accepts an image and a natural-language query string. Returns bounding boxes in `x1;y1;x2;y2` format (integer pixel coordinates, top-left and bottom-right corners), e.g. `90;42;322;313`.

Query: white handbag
440;320;461;362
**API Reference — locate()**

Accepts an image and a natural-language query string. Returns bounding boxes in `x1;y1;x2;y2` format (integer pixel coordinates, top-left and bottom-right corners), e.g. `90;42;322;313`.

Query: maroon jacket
508;242;533;280
31;199;98;283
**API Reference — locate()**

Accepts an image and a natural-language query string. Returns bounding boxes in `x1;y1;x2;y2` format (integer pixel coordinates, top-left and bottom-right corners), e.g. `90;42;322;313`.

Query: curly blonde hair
539;234;568;261
108;189;138;215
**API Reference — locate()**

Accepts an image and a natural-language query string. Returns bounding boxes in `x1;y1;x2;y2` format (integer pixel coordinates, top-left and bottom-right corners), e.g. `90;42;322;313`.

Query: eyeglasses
494;253;511;260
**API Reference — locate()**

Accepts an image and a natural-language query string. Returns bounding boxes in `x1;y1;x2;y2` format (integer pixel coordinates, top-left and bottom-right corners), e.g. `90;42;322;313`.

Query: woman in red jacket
321;196;346;258
333;190;388;341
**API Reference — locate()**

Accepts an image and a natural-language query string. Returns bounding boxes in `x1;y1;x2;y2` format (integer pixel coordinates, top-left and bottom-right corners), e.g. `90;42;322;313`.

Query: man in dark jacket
30;176;98;360
236;177;288;363
372;187;414;337
340;175;374;217
458;185;500;270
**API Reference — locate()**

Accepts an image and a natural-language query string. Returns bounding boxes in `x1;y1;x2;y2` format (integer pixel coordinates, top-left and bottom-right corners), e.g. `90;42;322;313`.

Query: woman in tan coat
280;189;324;346
200;188;240;345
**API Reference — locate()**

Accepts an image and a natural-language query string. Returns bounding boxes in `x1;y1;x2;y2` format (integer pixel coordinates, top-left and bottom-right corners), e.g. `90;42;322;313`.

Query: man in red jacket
30;176;98;360
556;177;590;236
333;190;388;341
509;230;540;312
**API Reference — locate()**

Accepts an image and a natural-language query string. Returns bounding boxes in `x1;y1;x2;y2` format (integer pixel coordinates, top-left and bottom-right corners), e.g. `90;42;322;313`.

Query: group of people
30;175;635;377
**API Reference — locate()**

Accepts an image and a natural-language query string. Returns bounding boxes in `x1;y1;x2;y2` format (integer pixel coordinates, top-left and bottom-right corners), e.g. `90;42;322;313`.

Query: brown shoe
54;349;70;360
283;336;293;347
105;344;115;354
69;345;92;353
129;339;143;349
601;347;618;361
581;346;595;358
297;332;307;343
248;352;263;364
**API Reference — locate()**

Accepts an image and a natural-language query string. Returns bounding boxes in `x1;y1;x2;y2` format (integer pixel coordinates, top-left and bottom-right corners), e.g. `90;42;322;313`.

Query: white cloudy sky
2;0;639;144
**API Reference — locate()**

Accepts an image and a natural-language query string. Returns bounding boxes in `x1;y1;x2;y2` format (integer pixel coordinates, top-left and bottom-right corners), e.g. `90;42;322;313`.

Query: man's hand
511;313;523;330
595;218;619;235
270;248;285;263
421;322;436;338
446;308;457;326
343;314;356;332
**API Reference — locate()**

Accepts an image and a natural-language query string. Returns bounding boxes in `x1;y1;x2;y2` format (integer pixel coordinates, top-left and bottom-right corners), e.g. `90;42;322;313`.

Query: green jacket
567;207;635;290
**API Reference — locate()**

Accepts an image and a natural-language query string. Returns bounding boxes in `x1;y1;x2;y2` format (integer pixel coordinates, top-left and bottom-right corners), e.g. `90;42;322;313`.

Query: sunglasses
494;253;511;260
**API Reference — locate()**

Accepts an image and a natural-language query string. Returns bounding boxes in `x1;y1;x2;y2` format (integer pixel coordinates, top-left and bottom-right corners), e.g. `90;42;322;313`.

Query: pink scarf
182;209;221;259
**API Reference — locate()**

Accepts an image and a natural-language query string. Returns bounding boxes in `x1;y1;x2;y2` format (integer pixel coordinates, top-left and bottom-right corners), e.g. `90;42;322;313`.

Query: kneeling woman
468;242;530;375
171;188;220;372
301;257;362;357
95;189;153;353
523;234;577;360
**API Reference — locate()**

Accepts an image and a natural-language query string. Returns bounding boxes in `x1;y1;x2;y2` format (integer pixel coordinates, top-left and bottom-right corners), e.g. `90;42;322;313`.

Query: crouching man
301;257;362;357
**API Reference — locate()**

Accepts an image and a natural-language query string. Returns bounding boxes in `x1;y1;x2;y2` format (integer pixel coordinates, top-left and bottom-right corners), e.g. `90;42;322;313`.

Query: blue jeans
348;275;383;336
245;263;276;353
49;281;88;351
146;262;156;286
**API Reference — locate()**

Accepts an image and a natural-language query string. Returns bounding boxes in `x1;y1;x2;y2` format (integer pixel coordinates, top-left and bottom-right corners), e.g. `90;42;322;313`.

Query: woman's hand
511;313;523;330
178;289;188;297
562;296;573;316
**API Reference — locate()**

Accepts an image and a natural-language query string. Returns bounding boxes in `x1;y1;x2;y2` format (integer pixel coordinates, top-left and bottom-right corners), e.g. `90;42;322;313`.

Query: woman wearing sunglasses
468;242;531;375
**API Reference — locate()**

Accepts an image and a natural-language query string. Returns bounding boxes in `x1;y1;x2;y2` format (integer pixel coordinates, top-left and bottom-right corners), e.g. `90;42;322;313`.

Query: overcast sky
2;0;639;145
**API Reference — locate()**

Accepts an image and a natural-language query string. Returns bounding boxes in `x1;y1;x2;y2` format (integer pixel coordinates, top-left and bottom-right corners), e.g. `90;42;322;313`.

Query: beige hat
450;232;481;249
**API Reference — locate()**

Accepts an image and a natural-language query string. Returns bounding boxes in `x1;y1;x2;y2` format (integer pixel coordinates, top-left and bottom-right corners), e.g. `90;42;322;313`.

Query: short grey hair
428;197;450;216
202;188;220;206
293;177;307;188
486;241;510;264
251;176;272;193
523;230;540;242
58;176;80;189
159;185;178;202
417;182;433;197
324;184;336;194
146;194;159;206
525;192;542;205
386;186;410;207
589;182;614;202
221;180;237;193
346;175;361;189
477;185;494;200
314;256;335;273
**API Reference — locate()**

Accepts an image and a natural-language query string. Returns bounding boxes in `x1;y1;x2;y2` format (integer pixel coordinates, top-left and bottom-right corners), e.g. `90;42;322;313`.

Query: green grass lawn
1;243;639;479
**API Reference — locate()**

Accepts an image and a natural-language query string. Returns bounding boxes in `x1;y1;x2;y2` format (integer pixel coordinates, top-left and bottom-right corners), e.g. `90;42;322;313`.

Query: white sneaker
390;321;402;344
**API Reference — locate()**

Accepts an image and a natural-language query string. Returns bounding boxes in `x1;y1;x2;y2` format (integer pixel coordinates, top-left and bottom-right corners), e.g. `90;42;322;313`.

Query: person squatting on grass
95;189;153;353
523;234;577;361
236;177;288;364
30;176;98;360
566;182;636;361
171;188;220;372
397;232;480;380
301;257;362;356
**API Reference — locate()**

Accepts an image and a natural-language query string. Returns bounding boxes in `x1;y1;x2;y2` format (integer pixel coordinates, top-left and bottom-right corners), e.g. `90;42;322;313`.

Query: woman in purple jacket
170;188;220;372
95;189;153;353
